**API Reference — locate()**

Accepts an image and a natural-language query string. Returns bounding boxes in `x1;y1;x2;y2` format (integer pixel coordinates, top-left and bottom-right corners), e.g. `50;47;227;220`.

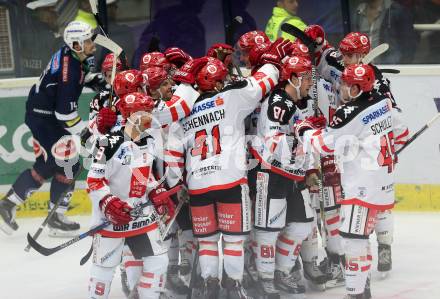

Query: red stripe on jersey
361;265;371;272
339;198;394;211
278;235;294;245
165;162;185;167
312;130;334;153
125;261;143;268
98;222;158;238
249;147;305;181
396;128;409;140
199;249;219;256
326;216;340;225
268;77;275;89
170;106;178;122
259;81;267;95
276;246;289;256
181;99;191;116
224;249;243;257
188;178;248;195
164;150;184;157
86;177;108;191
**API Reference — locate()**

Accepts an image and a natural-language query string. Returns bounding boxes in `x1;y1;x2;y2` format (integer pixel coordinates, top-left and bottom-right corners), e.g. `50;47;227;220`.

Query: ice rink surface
1;212;439;299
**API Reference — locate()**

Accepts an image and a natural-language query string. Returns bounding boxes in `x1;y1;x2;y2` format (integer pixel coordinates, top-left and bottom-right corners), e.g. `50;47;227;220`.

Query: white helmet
63;21;94;53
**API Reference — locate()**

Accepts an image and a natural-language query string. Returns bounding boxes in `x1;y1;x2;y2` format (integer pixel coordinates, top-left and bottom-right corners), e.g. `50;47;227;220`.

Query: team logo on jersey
343;106;356;118
50;50;61;74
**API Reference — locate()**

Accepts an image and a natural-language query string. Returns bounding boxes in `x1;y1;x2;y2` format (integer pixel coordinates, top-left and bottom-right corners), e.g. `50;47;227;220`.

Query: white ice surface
1;213;439;299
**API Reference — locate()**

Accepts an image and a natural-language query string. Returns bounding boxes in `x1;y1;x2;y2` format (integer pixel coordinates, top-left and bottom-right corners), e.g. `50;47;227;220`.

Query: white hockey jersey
87;130;164;238
165;64;279;194
303;92;408;209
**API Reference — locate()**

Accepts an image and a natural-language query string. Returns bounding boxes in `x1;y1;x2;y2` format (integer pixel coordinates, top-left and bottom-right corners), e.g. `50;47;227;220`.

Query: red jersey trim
249;147;304;181
340;198;394;211
98;222;158;238
188;178;248;195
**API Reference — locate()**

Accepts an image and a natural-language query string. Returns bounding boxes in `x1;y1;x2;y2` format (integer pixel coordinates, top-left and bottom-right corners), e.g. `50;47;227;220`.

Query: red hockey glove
172;56;209;84
304;25;330;60
99;195;133;225
321;155;341;186
306;115;327;129
164;47;192;68
259;38;293;69
207;43;234;67
96;107;117;134
293;119;317;138
149;187;176;220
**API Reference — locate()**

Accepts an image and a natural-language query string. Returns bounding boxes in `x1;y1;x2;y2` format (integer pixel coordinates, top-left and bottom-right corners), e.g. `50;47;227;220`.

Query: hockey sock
255;230;278;278
343;238;371;295
138;253;168;298
324;208;344;255
167;227;180;267
198;233;220;279
89;265;115;299
49;176;74;213
179;229;194;267
8;169;43;205
375;210;394;246
122;245;143;291
300;225;319;263
223;234;246;280
276;222;312;274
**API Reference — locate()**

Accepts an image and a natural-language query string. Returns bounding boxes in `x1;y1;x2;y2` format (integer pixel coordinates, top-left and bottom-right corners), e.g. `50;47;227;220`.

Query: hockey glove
85;72;107;92
164;47;193;68
99;195;133;225
149;186;176;220
304;25;330;61
321;155;341;186
306;115;327;129
96;107;117;134
293;119;317;139
172;56;209;84
259;38;293;70
207;43;234;67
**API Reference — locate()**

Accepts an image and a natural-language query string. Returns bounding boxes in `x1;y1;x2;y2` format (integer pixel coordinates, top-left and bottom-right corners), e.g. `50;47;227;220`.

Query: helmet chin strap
288;77;302;99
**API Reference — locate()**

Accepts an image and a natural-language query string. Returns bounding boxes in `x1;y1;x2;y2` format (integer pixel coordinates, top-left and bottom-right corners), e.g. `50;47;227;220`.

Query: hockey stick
28;185;181;257
396;100;440;155
227;15;244;78
380;68;400;74
24;166;83;252
281;23;327;247
187;243;200;299
362;43;389;64
160;191;186;242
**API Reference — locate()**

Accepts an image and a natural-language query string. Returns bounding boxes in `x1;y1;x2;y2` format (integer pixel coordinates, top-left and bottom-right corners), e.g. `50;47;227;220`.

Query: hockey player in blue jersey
0;21;96;237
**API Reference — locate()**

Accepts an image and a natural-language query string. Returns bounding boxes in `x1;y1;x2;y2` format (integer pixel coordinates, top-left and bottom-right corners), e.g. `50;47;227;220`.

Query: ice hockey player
165;40;288;298
249;54;326;298
300;64;408;299
0;21;96;236
87;92;177;299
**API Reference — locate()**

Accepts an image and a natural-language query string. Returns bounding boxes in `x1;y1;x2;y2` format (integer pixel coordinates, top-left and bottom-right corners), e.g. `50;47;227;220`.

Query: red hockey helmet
281;56;312;81
101;53;122;73
117;92;155;119
341;64;375;92
291;40;310;58
238;30;270;52
113;70;144;97
195;58;228;92
339;32;371;55
248;42;271;67
140;52;170;71
142;66;169;90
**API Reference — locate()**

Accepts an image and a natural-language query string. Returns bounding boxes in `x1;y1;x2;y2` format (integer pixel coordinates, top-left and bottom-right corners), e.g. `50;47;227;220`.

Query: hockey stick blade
93;34;122;56
362;43;389;64
89;0;98;15
280;23;316;51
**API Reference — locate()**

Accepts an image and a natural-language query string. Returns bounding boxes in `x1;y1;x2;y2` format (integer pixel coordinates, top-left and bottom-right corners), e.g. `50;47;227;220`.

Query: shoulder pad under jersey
93;130;125;163
267;89;296;125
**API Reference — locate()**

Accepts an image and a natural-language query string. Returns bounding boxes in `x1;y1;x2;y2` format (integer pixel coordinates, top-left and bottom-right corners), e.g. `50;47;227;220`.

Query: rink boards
1;66;440;216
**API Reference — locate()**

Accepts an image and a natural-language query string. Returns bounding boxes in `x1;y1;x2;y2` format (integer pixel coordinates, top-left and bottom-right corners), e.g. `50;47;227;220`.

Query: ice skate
47;212;80;237
166;265;190;295
325;254;345;288
303;257;327;290
274;270;305;298
257;277;280;299
0;198;19;235
222;276;253;299
202;276;220;299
